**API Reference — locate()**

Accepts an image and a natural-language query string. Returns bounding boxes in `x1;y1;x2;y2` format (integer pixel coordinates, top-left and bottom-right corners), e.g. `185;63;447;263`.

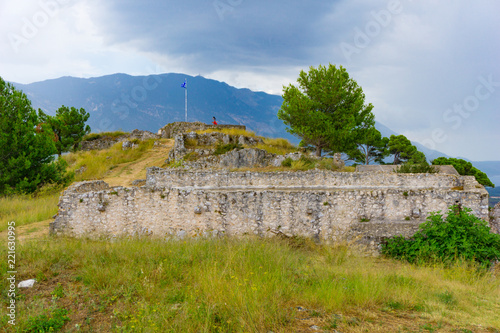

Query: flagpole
185;78;188;122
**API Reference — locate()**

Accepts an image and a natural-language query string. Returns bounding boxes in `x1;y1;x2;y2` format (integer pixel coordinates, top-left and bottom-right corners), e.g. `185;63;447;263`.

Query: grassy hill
1;132;499;332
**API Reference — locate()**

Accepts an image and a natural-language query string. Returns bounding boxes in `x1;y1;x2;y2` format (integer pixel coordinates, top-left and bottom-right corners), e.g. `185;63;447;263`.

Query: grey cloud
90;0;339;70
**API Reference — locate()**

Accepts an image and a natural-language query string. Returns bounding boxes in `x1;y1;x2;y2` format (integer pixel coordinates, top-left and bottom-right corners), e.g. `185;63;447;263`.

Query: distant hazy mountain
11;73;498;186
13;73;289;141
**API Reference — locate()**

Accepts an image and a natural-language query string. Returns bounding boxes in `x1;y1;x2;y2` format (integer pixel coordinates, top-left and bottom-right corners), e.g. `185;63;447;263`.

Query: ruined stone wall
158;122;246;138
491;202;500;234
80;129;159;151
50;170;490;246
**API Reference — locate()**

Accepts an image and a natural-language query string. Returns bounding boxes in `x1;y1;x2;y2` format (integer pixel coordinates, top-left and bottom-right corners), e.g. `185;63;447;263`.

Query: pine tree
278;64;374;157
0;77;70;194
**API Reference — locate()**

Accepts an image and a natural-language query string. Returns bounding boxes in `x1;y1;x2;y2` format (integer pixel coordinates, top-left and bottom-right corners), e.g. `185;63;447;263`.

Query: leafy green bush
24;308;70;332
291;156;316;170
213;142;243;155
281;157;293;167
382;205;500;268
316;158;341;171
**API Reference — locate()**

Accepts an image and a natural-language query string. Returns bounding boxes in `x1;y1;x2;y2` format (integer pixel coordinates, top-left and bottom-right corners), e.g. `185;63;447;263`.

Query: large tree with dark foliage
346;126;389;165
278;64;374;157
0;77;70;194
387;134;426;165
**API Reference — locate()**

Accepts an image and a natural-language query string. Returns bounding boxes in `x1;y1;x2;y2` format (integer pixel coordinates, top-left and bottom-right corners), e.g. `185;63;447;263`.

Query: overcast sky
1;0;499;161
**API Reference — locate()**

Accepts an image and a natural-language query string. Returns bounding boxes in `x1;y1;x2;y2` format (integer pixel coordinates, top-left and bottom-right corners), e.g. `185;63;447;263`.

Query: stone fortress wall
53;121;495;245
50;168;491;246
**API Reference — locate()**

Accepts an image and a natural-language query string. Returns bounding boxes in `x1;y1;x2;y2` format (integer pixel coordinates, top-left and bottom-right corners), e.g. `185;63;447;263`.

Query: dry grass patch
196;128;260;138
64;139;157;181
0;190;60;232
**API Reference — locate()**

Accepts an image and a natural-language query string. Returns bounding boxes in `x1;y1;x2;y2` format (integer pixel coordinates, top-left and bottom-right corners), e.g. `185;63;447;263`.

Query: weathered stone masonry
50;169;490;245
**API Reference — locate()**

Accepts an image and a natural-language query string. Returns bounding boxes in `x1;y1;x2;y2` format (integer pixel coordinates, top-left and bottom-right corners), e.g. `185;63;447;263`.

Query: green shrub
24;307;70;332
183;151;200;161
213;142;243;155
382;205;500;268
281;157;293;167
316;158;340;171
291;156;315;171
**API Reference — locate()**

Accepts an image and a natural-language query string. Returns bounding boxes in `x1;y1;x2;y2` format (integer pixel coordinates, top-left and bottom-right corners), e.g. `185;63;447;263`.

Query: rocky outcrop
219;148;273;168
158;122;246;138
80;129;159;151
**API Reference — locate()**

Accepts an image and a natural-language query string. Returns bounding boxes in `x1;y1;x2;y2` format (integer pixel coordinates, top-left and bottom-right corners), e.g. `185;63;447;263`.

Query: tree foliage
278;64;374;157
0;77;71;194
387;134;426;164
382;205;500;268
432;157;495;188
346;126;388;165
40;106;91;156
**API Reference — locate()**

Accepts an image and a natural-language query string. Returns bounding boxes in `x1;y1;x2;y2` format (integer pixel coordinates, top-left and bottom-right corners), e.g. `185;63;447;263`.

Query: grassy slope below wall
1;237;499;332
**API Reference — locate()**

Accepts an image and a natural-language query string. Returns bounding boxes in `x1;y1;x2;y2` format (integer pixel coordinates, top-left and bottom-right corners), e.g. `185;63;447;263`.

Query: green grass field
1;236;499;332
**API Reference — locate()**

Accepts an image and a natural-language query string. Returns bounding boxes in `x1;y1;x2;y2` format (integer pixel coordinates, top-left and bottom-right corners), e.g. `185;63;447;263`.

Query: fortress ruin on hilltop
50;122;499;247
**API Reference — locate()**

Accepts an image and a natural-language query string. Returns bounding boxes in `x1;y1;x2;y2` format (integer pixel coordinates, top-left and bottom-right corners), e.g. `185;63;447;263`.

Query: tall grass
0;190;60;231
196;128;259;138
256;137;297;155
2;237;499;332
82;131;128;141
64;139;156;181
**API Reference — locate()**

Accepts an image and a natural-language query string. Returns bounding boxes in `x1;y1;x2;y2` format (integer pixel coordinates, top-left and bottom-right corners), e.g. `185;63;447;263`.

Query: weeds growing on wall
256;138;297;155
281;156;343;172
382;205;500;268
213;142;243;155
196;128;258;138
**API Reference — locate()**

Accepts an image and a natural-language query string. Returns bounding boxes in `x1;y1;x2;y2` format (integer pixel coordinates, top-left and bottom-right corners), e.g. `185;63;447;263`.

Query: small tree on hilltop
278;64;374;157
346;125;389;165
387;134;427;165
40;106;91;156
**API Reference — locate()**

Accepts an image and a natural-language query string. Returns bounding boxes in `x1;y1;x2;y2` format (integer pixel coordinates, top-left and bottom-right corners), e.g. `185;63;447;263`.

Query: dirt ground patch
102;139;173;187
0;219;51;243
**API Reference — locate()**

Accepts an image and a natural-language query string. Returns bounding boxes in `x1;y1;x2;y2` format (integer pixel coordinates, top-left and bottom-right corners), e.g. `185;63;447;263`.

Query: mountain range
10;73;499;188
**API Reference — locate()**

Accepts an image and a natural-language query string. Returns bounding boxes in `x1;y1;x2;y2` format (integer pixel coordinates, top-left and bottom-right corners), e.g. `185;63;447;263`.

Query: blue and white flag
181;80;187;88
